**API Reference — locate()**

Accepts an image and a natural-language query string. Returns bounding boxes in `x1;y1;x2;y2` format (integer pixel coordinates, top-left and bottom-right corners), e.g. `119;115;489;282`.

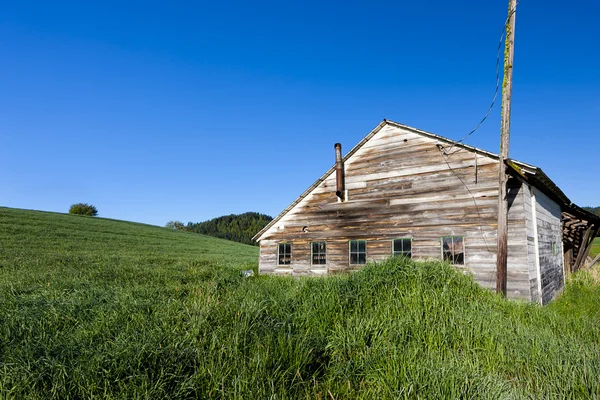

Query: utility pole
496;0;517;296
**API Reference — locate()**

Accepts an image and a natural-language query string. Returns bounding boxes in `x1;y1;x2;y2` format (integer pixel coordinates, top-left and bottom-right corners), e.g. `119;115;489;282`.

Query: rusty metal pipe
334;143;345;200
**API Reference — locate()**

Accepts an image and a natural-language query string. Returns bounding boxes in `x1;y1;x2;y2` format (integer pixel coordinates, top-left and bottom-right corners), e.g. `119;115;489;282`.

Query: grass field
1;207;599;398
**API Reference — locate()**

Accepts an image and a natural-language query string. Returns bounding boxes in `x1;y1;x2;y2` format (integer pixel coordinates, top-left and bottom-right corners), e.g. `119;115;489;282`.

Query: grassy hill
1;207;599;398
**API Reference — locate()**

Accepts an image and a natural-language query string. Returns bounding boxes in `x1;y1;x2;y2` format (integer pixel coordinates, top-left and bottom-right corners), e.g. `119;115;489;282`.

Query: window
278;243;291;265
311;242;327;265
441;236;464;265
349;240;367;265
393;238;412;258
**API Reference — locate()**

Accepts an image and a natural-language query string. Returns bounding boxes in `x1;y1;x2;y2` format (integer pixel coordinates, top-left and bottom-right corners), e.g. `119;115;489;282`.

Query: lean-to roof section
506;160;600;225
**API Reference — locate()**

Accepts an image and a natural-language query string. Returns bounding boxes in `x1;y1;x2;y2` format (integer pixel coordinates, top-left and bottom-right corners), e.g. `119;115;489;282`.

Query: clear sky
1;1;598;226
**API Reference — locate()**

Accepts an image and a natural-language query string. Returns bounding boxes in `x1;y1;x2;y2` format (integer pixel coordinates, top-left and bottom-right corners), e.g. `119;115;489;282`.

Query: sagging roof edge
506;160;600;225
253;119;599;242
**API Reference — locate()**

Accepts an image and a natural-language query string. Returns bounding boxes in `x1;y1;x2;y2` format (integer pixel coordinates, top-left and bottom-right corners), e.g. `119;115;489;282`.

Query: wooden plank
573;226;593;271
584;252;600;270
578;225;599;270
564;248;573;276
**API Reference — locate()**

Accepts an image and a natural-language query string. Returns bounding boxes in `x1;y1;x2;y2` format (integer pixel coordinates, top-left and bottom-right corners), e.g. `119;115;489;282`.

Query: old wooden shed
253;120;600;303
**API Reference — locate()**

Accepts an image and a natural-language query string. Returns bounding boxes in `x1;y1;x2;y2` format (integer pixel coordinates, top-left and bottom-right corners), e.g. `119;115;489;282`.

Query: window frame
440;236;465;266
349;240;367;265
311;241;327;266
392;237;413;258
277;242;292;266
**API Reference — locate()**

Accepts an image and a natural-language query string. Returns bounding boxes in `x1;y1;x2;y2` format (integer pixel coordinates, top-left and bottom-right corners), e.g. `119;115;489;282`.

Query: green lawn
1;207;599;399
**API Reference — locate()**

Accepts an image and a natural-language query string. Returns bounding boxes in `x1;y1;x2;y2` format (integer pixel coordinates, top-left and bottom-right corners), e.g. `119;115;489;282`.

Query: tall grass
1;207;599;398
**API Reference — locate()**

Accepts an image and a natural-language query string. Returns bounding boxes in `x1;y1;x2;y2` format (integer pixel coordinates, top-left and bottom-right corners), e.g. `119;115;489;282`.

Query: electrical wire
438;151;497;289
440;153;494;254
443;1;519;157
434;3;520;290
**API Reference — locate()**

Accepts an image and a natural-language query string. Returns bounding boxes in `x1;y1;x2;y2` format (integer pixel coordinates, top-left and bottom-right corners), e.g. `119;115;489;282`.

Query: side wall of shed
530;187;565;304
506;179;531;299
522;183;541;303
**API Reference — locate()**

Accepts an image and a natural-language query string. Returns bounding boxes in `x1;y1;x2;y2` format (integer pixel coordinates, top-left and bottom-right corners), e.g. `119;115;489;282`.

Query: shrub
165;221;186;230
69;203;98;216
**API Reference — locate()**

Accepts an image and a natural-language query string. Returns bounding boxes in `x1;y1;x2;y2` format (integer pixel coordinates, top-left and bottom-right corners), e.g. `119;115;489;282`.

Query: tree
165;221;186;230
69;203;98;216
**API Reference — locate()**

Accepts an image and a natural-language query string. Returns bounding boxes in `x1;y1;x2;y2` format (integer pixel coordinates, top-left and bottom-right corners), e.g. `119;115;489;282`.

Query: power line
439;2;520;291
439;150;494;255
438;149;496;288
443;1;520;158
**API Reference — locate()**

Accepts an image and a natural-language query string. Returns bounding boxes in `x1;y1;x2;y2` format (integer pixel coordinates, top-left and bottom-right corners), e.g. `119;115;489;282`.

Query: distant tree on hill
182;212;273;245
165;221;186;230
69;203;98;216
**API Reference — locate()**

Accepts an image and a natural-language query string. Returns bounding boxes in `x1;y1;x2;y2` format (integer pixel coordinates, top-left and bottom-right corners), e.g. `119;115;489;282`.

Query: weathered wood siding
259;124;531;299
522;183;542;303
530;188;564;304
506;179;531;299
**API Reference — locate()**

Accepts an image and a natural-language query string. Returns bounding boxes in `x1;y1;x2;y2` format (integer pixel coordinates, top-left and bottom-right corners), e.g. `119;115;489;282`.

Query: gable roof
253;119;599;241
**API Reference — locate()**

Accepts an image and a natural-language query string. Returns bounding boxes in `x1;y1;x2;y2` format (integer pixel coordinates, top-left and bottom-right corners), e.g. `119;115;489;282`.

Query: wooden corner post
497;0;517;296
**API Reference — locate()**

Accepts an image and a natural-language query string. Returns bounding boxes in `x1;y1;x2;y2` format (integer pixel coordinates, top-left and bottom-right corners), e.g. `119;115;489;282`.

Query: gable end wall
258;124;532;300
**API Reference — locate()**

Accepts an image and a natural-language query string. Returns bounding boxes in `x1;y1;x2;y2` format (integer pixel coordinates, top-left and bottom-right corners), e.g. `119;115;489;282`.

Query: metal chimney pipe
334;143;345;201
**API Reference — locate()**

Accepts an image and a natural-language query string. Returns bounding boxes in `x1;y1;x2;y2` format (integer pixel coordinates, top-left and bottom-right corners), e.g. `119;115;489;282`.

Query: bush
165;221;186;230
69;203;98;216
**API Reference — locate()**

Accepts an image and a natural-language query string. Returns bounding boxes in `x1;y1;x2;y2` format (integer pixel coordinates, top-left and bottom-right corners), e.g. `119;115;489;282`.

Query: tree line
166;212;273;245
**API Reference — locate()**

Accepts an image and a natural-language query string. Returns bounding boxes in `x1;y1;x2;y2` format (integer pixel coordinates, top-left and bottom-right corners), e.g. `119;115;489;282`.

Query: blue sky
1;0;598;226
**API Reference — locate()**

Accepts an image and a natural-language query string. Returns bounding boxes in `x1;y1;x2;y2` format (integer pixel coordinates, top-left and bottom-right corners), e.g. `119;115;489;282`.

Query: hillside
1;207;599;398
0;207;258;269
